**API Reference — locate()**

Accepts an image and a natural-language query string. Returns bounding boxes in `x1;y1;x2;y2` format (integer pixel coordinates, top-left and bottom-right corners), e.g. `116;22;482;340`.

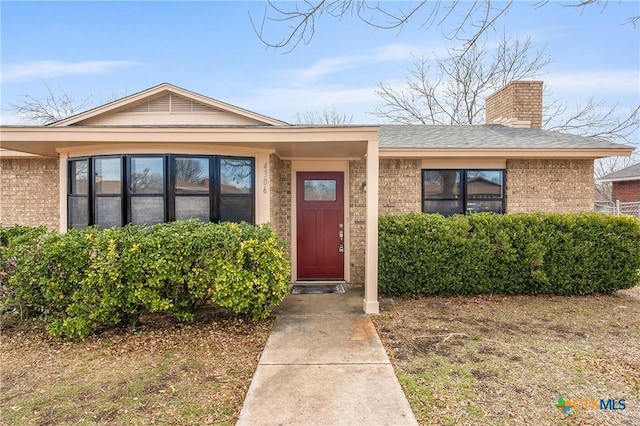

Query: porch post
58;151;68;233
363;137;379;314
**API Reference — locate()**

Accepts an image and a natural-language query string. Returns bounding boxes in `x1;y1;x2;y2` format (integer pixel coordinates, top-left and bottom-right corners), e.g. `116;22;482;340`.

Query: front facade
0;82;633;313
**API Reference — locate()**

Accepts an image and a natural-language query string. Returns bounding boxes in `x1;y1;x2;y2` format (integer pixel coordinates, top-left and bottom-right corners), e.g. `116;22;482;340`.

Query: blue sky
1;1;639;128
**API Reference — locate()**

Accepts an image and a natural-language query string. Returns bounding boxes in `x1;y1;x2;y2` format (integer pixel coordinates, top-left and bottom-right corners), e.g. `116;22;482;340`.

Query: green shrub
379;212;640;297
0;225;50;315
2;220;290;338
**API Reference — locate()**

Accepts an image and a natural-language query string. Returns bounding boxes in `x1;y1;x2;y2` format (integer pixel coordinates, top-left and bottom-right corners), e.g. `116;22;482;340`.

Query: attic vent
122;93;220;114
149;95;171;112
170;95;213;112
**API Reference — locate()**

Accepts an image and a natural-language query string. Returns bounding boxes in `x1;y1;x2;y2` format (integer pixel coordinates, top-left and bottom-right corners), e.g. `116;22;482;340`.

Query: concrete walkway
236;285;418;426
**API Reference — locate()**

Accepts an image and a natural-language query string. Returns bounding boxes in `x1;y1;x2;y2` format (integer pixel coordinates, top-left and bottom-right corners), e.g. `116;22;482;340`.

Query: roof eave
598;176;640;183
379;147;635;159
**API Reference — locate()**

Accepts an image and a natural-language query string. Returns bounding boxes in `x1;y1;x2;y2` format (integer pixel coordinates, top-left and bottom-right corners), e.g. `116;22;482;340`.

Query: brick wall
349;160;367;284
379;159;422;214
612;180;640;203
485;81;543;129
347;159;422;284
506;159;594;212
269;154;291;253
0;158;60;229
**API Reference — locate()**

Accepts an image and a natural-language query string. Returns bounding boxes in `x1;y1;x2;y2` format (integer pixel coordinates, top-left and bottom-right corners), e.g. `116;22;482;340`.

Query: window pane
466;200;504;214
69;196;88;230
131;197;165;225
423;170;460;199
467;171;503;199
176;196;210;222
95;196;122;229
130;157;164;194
175;158;209;193
423;199;463;216
304;180;337;201
220;158;253;194
95;158;121;195
70;160;88;195
220;196;253;223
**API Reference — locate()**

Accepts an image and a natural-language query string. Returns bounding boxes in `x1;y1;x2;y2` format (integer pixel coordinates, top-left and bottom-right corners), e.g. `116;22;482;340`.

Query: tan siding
0;158;60;230
506;159;594;212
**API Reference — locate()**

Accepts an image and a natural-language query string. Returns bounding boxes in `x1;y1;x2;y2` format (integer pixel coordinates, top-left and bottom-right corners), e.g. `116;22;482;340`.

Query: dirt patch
619;285;640;301
373;286;640;425
0;311;272;425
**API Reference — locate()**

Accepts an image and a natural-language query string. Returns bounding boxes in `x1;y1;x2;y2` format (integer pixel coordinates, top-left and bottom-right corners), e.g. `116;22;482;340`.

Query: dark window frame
67;158;91;230
127;155;167;226
421;169;506;216
218;155;255;224
93;156;125;228
68;154;255;229
170;155;214;223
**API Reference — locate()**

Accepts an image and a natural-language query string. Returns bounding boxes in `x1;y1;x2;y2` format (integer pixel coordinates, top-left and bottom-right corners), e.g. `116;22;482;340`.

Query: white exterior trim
364;139;380;314
422;158;507;169
59;152;68;232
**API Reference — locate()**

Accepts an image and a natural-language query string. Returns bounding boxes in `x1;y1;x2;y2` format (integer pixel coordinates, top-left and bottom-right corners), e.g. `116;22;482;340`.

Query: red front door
296;172;345;280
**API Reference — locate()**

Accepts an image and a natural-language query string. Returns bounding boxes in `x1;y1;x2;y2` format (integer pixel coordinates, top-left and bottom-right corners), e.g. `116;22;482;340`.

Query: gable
51;83;288;127
76;92;269;126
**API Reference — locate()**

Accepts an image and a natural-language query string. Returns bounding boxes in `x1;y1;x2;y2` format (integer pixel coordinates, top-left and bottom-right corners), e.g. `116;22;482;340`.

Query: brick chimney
485;81;543;129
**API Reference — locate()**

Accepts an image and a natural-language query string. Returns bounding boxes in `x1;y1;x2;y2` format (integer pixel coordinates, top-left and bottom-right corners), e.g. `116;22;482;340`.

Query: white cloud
283;42;432;87
1;60;137;82
239;42;443;122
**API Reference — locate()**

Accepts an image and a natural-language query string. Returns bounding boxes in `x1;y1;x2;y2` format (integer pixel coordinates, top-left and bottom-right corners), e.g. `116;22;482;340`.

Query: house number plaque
263;162;268;194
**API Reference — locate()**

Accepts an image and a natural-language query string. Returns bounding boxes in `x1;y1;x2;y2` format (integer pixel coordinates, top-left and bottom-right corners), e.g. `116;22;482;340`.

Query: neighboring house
598;162;640;216
0;81;634;313
599;163;640;203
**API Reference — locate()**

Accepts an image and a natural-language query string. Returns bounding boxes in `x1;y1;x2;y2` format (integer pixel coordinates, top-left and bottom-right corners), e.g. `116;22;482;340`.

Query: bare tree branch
546;100;640;145
251;0;636;51
293;106;354;125
10;83;93;125
251;1;514;52
372;34;550;125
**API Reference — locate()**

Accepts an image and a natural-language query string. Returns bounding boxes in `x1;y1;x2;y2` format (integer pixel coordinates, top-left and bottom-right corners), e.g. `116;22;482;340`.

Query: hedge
1;220;290;338
379;212;640;297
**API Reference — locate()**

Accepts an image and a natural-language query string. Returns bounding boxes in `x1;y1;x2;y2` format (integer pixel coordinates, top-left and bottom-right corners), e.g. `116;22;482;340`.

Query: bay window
68;155;254;230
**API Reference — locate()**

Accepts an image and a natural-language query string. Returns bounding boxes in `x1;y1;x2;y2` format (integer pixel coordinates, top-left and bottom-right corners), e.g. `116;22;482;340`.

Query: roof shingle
378;124;632;150
599;162;640;182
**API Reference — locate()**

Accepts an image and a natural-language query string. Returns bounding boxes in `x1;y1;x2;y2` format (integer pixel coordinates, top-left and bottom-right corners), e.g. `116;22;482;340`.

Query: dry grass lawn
2;287;639;425
373;286;640;425
1;312;272;425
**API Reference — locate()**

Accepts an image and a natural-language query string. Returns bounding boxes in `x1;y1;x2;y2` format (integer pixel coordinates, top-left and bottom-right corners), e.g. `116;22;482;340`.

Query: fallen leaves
0;311;273;425
373;288;640;425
